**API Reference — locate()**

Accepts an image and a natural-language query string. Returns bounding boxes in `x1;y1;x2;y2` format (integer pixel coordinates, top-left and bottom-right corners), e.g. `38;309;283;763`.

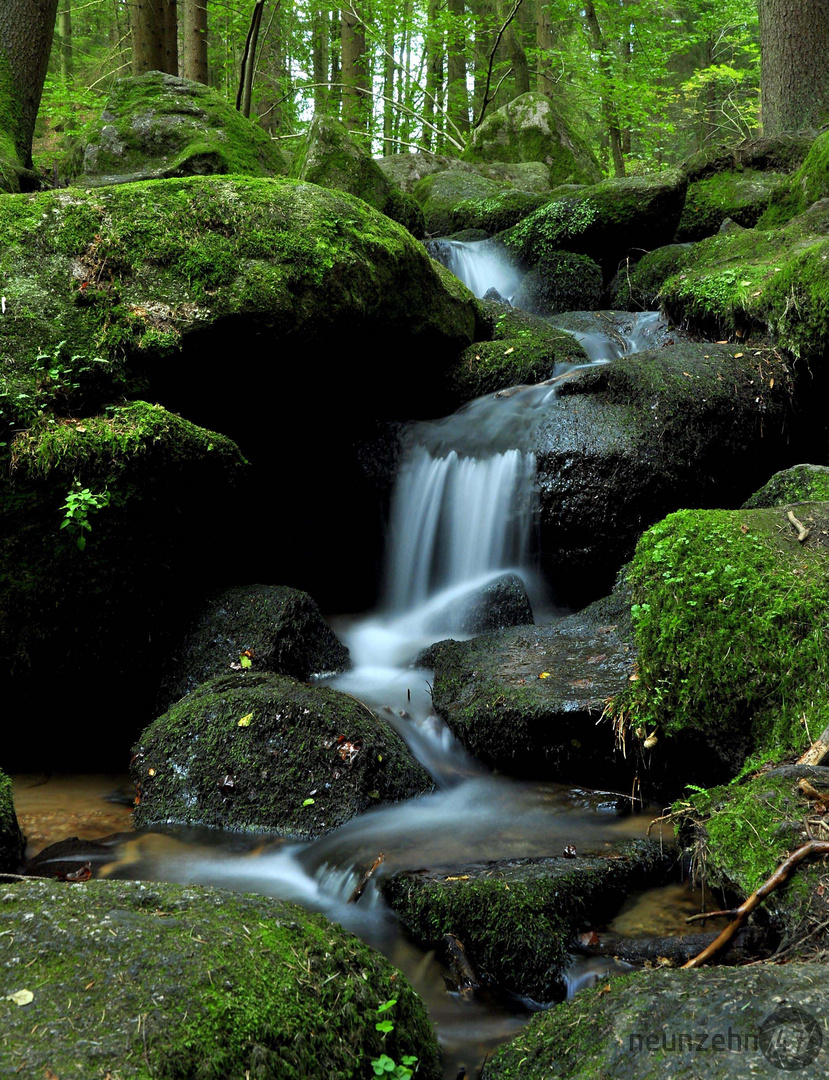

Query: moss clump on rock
743;464;829;508
76;71;288;186
607;244;693;310
513;250;603;316
383;841;668;1002
758;129;829;228
676;170;789;242
413;169;510;236
0;878;442;1080
447;189;550;235
133;672;433;837
610;505;829;784
0;768;24;871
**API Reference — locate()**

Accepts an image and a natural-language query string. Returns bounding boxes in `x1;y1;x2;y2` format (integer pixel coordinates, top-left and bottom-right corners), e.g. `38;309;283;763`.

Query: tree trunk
423;0;443;149
311;2;330;113
59;0;73;82
162;0;178;75
341;6;369;132
758;0;829;134
329;7;341;115
583;0;625;176
0;0;59;170
131;0;166;74
447;0;469;135
535;0;555;96
181;0;208;83
501;0;529;96
382;17;395;152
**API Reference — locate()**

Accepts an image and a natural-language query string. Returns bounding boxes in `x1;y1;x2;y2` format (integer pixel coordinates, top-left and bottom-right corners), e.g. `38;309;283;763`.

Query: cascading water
426;238;522;300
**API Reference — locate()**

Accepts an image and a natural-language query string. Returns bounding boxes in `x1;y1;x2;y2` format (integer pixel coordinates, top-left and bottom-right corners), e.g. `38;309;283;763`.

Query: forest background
32;0;773;182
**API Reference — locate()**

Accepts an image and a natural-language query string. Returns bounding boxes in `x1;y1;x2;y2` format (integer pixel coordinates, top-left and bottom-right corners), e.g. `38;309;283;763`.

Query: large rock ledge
0;878;441;1079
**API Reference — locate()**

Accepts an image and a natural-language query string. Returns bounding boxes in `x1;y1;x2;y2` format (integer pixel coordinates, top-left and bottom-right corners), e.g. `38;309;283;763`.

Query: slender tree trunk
501;0;529;96
0;0;60;169
382;16;395;151
59;0;73;82
330;7;341;115
472;0;494;120
758;0;829;134
131;0;166;74
535;0;555;96
311;2;330;113
447;0;470;135
583;0;625;176
341;6;369;132
423;0;443;149
181;0;208;83
238;0;265;118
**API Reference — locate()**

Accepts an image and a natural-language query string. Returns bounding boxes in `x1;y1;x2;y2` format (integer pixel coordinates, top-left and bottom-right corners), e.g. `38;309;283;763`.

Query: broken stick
347;853;385;904
786;509;810;543
797;724;829;768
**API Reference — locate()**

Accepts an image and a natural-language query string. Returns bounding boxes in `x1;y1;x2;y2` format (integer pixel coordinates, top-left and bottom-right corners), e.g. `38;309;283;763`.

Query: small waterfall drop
427;239;522;301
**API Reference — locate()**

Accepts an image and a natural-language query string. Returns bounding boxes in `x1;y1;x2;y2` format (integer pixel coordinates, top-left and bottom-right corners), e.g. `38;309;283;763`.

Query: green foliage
371;1000;419;1079
59;478;109;551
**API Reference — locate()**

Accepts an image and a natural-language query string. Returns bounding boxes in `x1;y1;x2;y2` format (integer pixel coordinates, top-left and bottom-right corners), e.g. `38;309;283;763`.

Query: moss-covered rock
413;169;510;236
607;244;693;310
0;402;248;769
463;93;601;187
482;963;829;1079
500;170;688;279
513;250;603;316
532;343;796;604
428;589;634;778
757;129;829;228
0;878;442;1080
133;672;433;837
383;840;669;1002
446;303;588;403
295;114;424;237
676;170;788;242
159;584;350;709
446;189;549;235
682;132;816;183
743;464;829;508
660;200;829;363
609;504;829;784
0;768;24;871
76;71;288;186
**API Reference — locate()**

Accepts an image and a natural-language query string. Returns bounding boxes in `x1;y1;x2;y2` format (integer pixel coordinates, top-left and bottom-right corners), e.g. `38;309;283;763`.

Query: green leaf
302;798;315;807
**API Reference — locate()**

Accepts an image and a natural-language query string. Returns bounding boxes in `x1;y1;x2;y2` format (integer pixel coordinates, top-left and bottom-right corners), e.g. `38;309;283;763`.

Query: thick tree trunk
423;0;443;150
0;0;59;170
501;0;529;96
759;0;829;134
311;2;330;113
341;7;369;132
131;0;166;74
535;0;555;96
181;0;208;83
162;0;178;75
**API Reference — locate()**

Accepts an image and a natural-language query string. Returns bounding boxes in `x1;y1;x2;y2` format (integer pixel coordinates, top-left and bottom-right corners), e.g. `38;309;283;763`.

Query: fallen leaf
538;672;551;679
303;798;315;807
740;524;750;534
238;713;253;727
445;875;471;882
769;377;775;388
6;989;33;1006
504;346;514;355
734;352;744;358
578;930;600;946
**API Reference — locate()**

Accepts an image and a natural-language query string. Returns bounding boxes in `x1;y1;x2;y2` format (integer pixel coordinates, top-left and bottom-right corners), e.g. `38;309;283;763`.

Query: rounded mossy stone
0;768;24;871
675;170;789;242
500;170;688;278
160;584;350;709
132;672;434;837
607;244;693;310
447;189;550;235
413;169;509;236
481;963;829;1079
611;504;829;784
76;71;288;186
758;129;829;228
682;131;815;183
743;464;829;508
462;92;601;186
513;250;603;316
0;878;442;1080
382;841;669;1002
0;177;484;416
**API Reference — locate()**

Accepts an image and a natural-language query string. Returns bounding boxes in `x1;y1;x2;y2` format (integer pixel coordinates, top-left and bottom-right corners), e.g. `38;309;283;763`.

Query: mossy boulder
0;129;26;194
660;200;829;364
1;402;248;770
133;672;433;837
446;302;588;404
463;93;601;187
610;504;829;785
607;244;693;310
413;169;509;236
446;189;550;235
0;878;441;1080
743;464;829;508
531;343;796;604
0;769;24;871
428;587;634;779
500;169;688;279
383;840;669;1002
295;114;424;237
513;250;603;316
682;132;815;183
757;128;829;228
159;584;350;709
482;963;829;1079
676;170;788;242
76;71;288;186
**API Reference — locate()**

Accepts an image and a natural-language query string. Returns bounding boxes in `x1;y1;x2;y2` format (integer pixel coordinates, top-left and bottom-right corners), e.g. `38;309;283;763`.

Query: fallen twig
348;853;385;904
787;509;810;543
797;724;829;768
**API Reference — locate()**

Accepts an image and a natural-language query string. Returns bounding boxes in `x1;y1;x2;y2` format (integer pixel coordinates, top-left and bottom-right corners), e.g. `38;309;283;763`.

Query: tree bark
311;2;330;113
0;0;60;170
535;0;555;96
583;0;625;176
423;0;443;149
162;0;178;75
501;0;529;96
59;0;73;82
759;0;829;134
447;0;470;135
131;0;166;74
181;0;208;83
341;6;369;132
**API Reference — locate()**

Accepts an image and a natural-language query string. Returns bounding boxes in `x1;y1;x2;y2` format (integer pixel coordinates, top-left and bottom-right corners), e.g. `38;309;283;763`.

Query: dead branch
682;838;829;969
787;509;810;543
348;852;385;904
797;725;829;768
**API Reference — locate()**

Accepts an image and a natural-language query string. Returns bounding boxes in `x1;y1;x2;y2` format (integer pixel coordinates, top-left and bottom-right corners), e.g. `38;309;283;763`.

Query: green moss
675;170;787;242
0;879;442;1080
0;767;24;870
447;190;549;235
743;465;829;509
757;129;829;228
514;250;603;316
608;244;694;310
612;506;829;780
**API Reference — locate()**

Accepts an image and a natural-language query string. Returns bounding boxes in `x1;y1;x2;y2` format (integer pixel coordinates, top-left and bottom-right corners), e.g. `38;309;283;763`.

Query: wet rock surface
455;573;534;635
0;878;441;1080
382;839;670;1002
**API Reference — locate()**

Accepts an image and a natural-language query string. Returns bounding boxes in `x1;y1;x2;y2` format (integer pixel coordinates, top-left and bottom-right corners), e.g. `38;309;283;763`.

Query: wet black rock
456;573;534;634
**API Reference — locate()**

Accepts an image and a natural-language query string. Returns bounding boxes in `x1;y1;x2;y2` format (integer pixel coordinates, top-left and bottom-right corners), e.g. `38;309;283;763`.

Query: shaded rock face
676;170;788;242
456;572;534;634
513;250;603;316
414;169;510;236
607;243;693;310
531;342;797;603
743;464;829;508
379;152;554;195
158;584;350;710
296;114;424;236
682;131;816;182
133;672;433;837
77;71;288;186
429;590;634;779
0;879;442;1080
0;770;25;872
482;962;829;1079
382;839;669;1002
463;93;601;186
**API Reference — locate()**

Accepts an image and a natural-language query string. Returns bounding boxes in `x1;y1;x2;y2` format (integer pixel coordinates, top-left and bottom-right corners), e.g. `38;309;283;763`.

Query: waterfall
385;446;537;613
427;239;522;301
